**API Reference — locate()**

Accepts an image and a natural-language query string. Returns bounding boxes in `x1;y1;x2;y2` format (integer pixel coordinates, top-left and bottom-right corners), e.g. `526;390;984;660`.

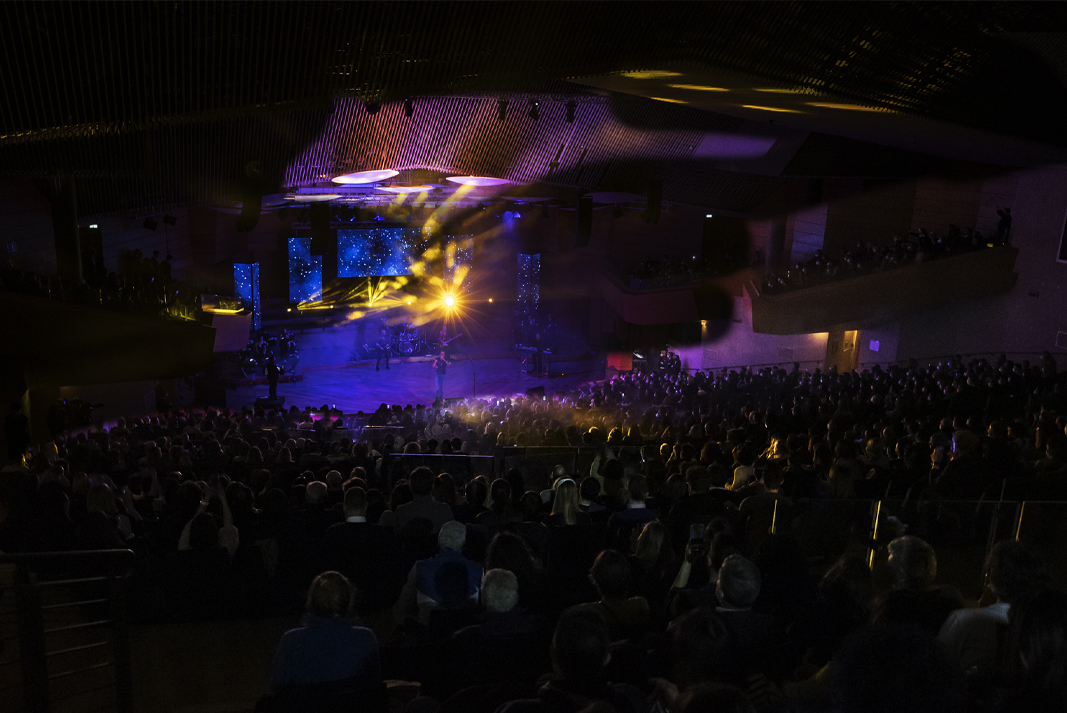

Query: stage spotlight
374;213;384;221
444;295;455;307
527;100;539;120
477;203;486;211
403;98;414;117
497;99;508;121
364;101;381;115
143;217;158;231
488;298;493;303
565;100;576;123
163;214;177;226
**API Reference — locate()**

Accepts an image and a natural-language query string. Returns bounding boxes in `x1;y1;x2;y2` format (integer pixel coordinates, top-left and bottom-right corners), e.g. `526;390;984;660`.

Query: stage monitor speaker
525;385;546;400
309;203;331;256
574;195;593;247
644;179;662;224
255;396;286;409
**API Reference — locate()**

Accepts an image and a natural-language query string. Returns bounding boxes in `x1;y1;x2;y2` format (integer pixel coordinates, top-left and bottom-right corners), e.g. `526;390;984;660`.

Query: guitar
438;332;464;347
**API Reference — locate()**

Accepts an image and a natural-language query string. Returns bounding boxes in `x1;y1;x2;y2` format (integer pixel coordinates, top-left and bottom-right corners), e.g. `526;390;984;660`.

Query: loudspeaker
255;396;285;409
525;385;546;399
236;192;262;232
574;195;593;247
644;179;662;224
310;203;331;256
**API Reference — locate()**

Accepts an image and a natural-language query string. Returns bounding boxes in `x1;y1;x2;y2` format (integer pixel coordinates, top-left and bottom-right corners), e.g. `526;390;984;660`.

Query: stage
226;356;603;413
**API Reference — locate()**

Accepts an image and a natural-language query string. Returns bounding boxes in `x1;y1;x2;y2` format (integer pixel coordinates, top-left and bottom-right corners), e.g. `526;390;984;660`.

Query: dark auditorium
5;3;1067;713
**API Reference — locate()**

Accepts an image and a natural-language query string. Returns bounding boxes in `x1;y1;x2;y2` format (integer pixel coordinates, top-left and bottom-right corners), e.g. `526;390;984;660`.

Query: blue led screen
288;238;322;303
337;227;429;277
234;262;261;330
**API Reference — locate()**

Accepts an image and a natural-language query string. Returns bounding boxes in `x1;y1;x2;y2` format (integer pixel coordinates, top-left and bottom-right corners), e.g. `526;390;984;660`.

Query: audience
2;346;1066;713
268;571;381;692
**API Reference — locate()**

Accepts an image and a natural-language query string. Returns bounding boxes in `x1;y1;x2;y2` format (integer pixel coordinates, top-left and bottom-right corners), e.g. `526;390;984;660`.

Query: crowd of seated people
762;221;1008;295
3;347;1067;712
0;247;202;319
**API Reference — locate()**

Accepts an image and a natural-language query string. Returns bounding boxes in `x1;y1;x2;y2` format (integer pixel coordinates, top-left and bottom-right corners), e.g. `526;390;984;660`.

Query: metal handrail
1;549;135;713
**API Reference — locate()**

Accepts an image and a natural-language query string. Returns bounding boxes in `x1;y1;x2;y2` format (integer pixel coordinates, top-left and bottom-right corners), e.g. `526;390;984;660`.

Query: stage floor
226;357;602;413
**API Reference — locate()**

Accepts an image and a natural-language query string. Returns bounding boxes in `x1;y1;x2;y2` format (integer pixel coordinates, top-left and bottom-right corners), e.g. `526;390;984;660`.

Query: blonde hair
550;479;580;525
634;520;668;563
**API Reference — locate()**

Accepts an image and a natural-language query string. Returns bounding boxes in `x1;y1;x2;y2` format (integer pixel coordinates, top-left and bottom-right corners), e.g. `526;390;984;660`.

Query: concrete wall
672;290;829;373
889;164;1067;364
0;179;56;274
95;208;194;279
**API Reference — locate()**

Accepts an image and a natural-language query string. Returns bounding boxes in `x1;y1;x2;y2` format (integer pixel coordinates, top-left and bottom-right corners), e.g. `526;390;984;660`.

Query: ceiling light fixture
445;176;510;187
621;70;682;79
332;169;399;184
740;104;802;113
667;84;730;92
806;102;882;112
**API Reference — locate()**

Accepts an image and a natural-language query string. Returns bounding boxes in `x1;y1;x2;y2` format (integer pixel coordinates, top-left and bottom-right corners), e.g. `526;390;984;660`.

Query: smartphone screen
689;523;705;541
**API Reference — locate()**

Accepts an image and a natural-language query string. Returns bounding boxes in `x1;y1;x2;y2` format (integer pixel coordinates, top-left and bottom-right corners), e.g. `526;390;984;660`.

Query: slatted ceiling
781;133;966;179
286;93;741;197
2;2;1065;142
1;2;1065;219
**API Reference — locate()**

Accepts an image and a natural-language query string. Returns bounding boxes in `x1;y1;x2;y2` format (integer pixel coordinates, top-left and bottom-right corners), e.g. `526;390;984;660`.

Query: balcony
750;246;1019;335
1;290;217;385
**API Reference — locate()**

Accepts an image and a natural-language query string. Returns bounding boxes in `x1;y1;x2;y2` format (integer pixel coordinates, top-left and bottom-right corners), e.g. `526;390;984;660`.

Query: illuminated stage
226;356;600;413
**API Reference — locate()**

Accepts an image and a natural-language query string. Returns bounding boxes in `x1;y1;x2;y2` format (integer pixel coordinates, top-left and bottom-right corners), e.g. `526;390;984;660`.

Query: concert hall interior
4;4;1067;713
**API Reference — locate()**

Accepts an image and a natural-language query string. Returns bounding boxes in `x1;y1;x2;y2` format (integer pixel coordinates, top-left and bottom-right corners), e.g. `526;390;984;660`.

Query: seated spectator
178;484;239;557
299;481;342;540
629;521;676;622
546;479;586;527
394;520;482;625
579;477;608;519
929;430;996;499
713;554;777;672
394;466;453;534
323;487;402;611
607;475;660;542
269;571;381;692
581;549;650;643
496;606;650;713
672;683;755;713
1002;589;1067;713
486;531;550;614
477;478;523;527
832;624;962;713
875;535;964;635
938;541;1049;673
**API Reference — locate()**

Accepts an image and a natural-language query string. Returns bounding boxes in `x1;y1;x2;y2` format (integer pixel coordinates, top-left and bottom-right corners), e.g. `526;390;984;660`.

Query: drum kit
369;323;431;357
394;324;426;356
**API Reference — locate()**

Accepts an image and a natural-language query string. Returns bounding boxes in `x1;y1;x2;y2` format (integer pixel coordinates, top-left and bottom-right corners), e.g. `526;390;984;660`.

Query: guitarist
375;331;391;372
437;325;462;357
